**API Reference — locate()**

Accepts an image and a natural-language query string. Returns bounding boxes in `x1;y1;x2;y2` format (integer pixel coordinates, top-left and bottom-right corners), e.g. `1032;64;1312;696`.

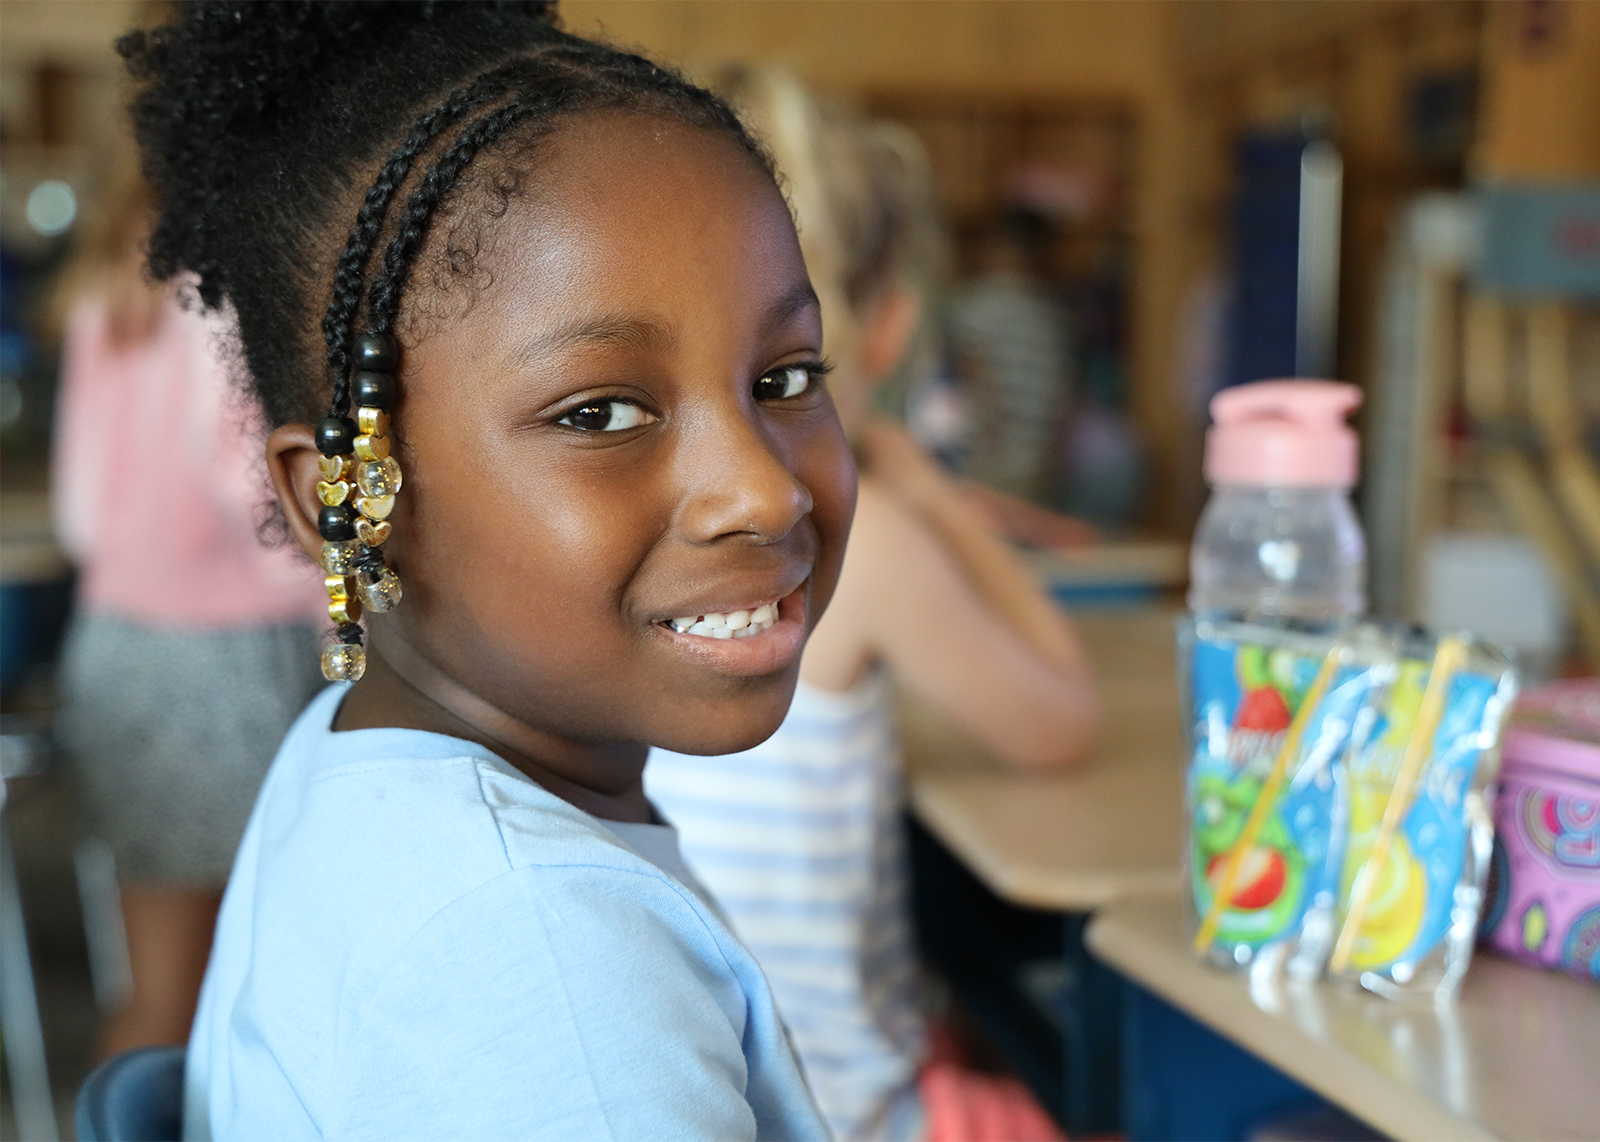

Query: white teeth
668;602;780;638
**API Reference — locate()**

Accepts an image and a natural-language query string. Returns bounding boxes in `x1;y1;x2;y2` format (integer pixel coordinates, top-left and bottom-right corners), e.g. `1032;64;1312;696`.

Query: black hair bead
353;370;396;410
355;332;399;372
315;416;357;457
318;504;358;541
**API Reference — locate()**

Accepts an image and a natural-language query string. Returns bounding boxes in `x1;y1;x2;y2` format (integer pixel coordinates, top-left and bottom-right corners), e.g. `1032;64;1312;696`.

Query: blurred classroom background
2;2;1598;1139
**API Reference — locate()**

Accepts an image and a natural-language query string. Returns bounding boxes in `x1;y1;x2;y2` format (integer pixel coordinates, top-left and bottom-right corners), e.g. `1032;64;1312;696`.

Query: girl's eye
753;365;816;403
557;400;656;432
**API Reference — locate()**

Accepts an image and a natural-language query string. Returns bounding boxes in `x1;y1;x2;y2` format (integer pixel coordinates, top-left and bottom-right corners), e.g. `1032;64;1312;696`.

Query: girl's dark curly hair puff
118;1;777;427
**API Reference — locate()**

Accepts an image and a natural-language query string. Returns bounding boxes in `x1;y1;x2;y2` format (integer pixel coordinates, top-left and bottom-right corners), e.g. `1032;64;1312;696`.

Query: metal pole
0;806;59;1142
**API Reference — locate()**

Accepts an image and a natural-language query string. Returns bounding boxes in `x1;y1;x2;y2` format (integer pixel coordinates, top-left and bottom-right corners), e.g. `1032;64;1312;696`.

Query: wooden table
902;605;1187;910
1088;898;1600;1142
900;604;1190;1131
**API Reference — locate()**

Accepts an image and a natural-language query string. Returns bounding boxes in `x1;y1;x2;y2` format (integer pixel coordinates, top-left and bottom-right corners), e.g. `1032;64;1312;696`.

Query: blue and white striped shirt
647;673;926;1142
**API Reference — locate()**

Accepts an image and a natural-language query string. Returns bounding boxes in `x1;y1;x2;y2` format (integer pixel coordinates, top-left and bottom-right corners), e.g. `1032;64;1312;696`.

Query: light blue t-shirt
185;685;829;1141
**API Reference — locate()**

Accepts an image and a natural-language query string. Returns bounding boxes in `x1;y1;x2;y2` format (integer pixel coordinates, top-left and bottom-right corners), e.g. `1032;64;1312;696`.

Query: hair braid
365;92;565;334
122;2;778;427
321;60;552;410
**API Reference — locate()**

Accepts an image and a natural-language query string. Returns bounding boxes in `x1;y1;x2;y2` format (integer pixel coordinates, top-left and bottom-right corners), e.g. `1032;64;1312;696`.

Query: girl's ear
266;423;327;562
859;286;919;384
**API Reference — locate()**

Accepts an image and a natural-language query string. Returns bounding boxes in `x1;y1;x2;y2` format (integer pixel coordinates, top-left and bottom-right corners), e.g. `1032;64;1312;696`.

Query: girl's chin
645;682;799;758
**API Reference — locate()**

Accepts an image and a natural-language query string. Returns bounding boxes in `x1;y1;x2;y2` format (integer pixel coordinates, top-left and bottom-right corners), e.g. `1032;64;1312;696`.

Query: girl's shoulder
266;687;689;896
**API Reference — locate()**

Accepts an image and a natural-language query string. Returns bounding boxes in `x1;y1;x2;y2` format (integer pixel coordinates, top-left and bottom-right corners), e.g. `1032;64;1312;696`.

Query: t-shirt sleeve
328;862;764;1141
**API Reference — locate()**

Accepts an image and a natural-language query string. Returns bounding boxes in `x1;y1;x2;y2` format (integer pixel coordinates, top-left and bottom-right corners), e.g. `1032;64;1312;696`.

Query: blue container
1476;184;1600;299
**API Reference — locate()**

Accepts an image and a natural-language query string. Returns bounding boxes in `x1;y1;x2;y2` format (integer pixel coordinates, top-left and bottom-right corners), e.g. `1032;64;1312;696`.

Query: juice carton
1182;618;1392;968
1330;634;1517;1000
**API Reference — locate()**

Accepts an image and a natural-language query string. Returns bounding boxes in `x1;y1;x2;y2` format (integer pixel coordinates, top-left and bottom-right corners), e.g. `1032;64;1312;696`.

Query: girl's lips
653;584;807;677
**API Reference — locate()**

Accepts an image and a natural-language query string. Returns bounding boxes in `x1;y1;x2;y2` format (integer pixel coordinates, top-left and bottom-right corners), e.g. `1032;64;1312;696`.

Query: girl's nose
675;415;814;545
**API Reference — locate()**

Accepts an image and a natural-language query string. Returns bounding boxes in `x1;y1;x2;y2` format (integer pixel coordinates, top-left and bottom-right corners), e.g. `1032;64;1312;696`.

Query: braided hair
118;1;777;428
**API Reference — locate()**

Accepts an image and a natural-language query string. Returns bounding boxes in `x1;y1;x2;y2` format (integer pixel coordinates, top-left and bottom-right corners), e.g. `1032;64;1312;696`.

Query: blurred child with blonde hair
648;68;1100;1142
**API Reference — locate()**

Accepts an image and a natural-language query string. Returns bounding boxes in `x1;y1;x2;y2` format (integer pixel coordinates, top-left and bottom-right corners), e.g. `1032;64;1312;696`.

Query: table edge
1085;905;1500;1142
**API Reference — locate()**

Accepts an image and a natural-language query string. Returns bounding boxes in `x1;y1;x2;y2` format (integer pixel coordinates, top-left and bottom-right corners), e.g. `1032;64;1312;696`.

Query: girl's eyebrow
763;281;822;336
511;282;820;364
513;315;677;362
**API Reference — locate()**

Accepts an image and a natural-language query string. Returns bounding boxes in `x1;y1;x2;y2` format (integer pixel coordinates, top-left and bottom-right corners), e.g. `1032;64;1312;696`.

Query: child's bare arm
959;481;1098;552
853;423;1101;770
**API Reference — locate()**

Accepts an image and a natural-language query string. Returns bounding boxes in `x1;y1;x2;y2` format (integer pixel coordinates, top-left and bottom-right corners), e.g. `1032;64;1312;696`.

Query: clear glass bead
359;568;403;613
321;642;366;682
320;540;358;575
358;456;402;497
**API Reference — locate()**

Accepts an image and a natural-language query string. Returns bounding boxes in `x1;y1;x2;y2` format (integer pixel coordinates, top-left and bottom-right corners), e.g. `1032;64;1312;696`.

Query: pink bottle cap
1205;379;1362;488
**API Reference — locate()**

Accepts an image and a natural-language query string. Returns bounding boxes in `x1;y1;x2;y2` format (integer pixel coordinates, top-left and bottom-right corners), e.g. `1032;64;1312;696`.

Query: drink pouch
1181;617;1394;970
1329;632;1518;1000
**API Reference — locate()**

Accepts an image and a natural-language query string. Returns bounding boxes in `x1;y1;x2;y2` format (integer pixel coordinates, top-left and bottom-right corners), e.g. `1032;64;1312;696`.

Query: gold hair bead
355;518;392;547
357;407;390;436
316;479;352;506
328;595;362;627
321;642;366;682
354;433;390;461
318;454;354;482
354;494;395;521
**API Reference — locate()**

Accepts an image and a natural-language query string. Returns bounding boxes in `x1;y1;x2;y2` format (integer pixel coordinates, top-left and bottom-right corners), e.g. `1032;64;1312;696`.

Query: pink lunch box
1482;679;1600;983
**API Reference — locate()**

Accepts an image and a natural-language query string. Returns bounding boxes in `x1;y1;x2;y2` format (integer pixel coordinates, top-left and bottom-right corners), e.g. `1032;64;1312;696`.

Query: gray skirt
57;612;325;885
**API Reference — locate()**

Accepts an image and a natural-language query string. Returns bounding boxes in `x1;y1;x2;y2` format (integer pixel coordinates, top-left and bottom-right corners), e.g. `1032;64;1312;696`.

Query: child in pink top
51;190;325;1055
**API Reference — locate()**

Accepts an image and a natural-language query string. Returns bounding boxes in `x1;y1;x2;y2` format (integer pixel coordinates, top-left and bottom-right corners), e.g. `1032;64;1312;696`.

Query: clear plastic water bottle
1189;380;1366;623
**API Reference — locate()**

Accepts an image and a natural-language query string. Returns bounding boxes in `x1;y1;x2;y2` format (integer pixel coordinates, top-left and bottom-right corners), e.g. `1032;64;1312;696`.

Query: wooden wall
0;0;1197;526
562;0;1195;530
1475;0;1600;180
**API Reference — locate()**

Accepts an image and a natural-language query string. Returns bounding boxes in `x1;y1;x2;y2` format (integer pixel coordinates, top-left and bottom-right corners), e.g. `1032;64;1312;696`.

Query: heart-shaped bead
318;454;353;481
316;479;351;506
354;433;390;461
356;518;392;546
355;495;395;521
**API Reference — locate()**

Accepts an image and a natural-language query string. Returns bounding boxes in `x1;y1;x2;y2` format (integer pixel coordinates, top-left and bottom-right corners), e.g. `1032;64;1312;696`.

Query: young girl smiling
119;4;852;1137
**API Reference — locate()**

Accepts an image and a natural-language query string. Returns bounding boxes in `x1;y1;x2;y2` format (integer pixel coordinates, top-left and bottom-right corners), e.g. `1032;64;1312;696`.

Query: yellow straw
1193;644;1344;956
1329;636;1469;974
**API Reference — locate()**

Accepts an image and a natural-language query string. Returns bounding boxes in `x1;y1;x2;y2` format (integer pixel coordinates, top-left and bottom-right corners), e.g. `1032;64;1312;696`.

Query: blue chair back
75;1045;185;1142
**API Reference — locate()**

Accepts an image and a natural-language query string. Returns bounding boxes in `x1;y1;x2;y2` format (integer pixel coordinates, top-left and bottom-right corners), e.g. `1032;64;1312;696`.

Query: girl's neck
334;632;655;824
